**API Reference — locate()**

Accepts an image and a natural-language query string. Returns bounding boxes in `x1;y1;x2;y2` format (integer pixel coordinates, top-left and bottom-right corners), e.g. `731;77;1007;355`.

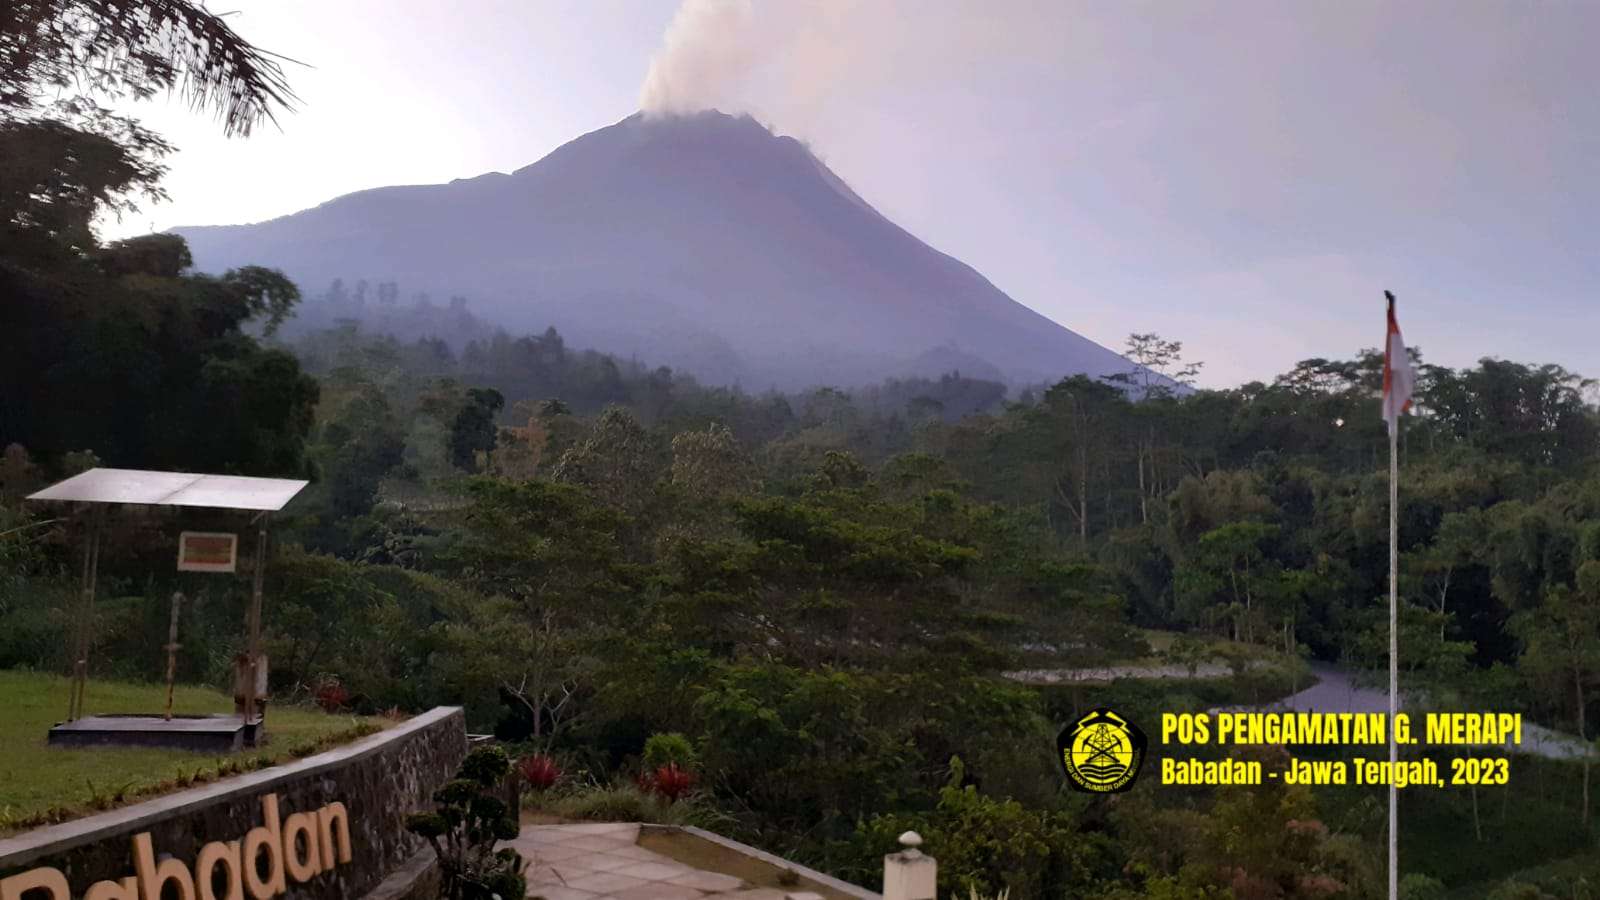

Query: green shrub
551;784;728;829
553;784;669;823
405;746;525;900
1161;633;1214;677
1487;881;1555;900
642;732;697;770
0;589;64;671
1399;873;1447;900
858;757;1103;899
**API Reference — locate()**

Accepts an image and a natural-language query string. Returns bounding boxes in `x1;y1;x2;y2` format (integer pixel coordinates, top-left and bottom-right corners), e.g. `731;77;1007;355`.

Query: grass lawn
0;669;384;833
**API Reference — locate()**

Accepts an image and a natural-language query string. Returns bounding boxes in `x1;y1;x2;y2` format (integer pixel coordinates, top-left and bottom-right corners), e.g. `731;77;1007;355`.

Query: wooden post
163;592;184;721
67;510;102;722
243;516;268;737
66;511;91;722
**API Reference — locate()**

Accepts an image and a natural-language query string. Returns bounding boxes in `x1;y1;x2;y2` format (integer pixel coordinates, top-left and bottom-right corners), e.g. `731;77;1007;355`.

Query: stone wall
0;706;464;899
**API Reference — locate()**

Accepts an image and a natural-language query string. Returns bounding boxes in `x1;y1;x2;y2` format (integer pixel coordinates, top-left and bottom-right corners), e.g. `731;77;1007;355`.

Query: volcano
174;111;1141;388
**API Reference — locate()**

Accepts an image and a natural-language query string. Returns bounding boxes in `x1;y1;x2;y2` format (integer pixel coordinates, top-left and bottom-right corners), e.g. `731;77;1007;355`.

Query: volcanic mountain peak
174;110;1142;389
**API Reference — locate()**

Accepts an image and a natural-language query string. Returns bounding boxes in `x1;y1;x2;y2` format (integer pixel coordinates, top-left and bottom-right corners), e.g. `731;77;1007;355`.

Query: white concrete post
883;831;936;900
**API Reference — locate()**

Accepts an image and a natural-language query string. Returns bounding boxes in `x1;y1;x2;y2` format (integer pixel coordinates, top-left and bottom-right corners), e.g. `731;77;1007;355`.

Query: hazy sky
105;0;1598;388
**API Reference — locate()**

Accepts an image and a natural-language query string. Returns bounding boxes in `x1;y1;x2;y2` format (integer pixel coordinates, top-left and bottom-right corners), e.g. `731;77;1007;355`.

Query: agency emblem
1058;707;1147;793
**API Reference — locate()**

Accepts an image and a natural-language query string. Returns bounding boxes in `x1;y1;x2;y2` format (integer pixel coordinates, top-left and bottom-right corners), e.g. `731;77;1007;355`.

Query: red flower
648;763;695;803
1284;818;1328;837
1296;874;1345;898
314;681;349;713
517;754;562;791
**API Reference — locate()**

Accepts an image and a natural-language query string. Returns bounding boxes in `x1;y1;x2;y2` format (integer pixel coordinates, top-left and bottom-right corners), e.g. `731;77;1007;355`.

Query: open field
0;670;383;833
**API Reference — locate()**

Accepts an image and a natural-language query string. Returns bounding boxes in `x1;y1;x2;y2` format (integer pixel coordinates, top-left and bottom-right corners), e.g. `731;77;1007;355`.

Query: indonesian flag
1382;291;1414;436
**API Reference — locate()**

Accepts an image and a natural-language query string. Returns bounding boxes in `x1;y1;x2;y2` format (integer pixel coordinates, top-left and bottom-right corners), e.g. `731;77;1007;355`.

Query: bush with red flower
516;753;563;792
638;732;699;803
313;677;349;713
643;762;696;803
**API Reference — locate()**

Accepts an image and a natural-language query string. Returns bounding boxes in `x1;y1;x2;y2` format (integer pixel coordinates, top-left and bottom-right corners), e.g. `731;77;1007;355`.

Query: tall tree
0;233;318;473
1119;331;1204;396
551;406;660;514
1515;563;1600;825
1175;521;1281;642
448;387;504;472
1031;375;1128;548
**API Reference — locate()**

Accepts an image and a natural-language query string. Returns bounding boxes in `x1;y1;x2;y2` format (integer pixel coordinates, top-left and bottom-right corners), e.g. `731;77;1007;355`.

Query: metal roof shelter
27;468;308;748
28;468;307;510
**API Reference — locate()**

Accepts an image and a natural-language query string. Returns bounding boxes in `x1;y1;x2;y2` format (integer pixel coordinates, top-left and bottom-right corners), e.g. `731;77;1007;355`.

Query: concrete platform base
506;823;878;899
47;714;261;752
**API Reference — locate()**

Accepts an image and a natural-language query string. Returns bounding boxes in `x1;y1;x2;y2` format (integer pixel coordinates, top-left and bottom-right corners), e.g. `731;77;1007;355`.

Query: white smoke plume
638;0;762;117
636;0;1075;129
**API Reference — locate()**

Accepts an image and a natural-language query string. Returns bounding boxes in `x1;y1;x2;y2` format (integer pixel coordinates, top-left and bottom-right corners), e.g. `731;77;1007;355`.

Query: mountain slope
175;111;1141;388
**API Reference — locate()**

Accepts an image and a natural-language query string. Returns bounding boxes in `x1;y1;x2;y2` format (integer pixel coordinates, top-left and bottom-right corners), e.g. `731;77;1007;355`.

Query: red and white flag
1381;291;1414;436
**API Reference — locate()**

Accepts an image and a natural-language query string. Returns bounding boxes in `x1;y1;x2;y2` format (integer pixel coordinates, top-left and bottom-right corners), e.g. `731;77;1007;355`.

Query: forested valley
5;5;1600;896
5;259;1600;897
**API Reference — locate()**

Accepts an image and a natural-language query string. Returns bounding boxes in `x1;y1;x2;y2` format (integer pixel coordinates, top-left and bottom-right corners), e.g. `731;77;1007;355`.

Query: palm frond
2;0;299;136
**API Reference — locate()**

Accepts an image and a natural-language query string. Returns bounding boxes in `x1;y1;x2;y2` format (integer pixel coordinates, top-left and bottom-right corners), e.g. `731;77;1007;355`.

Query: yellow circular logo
1058;708;1147;793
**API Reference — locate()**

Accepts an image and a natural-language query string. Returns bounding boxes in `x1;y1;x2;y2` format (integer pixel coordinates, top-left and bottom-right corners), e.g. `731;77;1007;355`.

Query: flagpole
1388;417;1399;900
1382;289;1404;900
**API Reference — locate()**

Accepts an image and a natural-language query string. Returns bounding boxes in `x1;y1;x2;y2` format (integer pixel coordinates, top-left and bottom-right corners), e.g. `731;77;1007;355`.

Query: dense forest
5;5;1600;899
6;283;1600;896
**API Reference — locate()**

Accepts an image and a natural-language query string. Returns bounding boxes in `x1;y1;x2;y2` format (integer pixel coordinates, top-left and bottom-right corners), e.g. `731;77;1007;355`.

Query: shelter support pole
163;592;184;721
67;509;102;722
243;515;268;735
66;511;90;721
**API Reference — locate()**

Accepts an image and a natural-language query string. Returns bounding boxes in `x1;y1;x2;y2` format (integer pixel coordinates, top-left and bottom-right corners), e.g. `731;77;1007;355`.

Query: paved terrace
506;823;870;900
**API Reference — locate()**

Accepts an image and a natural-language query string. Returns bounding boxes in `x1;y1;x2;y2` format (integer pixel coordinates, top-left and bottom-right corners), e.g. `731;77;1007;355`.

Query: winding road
1259;663;1593;761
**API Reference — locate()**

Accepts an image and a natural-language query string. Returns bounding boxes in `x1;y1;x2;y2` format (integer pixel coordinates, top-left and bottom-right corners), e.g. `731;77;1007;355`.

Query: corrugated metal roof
26;468;308;511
